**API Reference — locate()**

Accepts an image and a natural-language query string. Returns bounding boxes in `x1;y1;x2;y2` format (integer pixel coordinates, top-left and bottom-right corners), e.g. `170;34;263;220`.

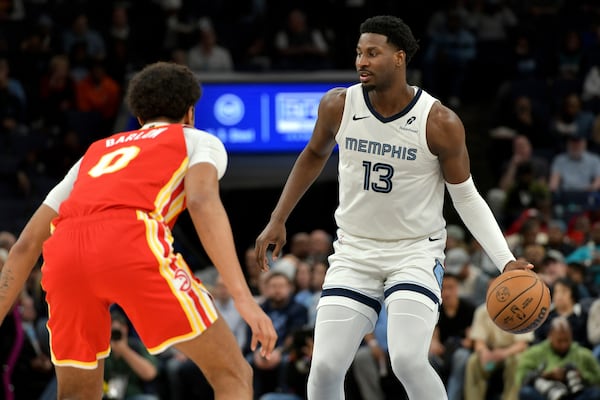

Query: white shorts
319;228;447;326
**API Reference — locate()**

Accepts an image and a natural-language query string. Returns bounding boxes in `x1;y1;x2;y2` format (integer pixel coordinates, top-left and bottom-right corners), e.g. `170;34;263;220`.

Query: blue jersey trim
384;283;439;305
321;287;382;314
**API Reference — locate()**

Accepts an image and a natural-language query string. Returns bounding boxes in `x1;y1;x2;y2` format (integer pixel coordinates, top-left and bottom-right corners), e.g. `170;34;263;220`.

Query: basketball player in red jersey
0;62;277;399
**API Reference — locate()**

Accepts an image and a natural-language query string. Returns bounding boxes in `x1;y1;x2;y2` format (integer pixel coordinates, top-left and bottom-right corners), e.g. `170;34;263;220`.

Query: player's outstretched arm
255;88;344;270
185;162;277;357
428;103;533;274
0;204;57;323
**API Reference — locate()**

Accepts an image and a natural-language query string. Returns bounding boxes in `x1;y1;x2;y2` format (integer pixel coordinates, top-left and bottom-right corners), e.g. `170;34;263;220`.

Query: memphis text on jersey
345;136;417;160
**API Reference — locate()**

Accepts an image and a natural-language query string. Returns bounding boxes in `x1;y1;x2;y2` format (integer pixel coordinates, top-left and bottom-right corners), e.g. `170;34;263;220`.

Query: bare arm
184;163;277;356
255;88;344;268
111;340;158;381
548;171;561;192
0;204;57;322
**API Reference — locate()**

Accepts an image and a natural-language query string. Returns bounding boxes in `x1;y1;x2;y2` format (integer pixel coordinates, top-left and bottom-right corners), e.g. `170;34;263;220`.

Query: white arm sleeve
446;175;515;272
183;127;228;179
43;158;82;212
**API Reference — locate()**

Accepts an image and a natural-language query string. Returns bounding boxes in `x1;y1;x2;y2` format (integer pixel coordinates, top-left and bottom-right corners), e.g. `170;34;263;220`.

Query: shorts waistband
55;209;144;224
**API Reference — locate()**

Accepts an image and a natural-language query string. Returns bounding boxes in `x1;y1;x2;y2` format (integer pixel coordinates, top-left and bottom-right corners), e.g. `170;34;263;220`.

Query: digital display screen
195;81;354;153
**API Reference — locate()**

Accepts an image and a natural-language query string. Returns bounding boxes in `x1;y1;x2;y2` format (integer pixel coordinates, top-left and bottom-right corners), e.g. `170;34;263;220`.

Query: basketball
486;269;551;334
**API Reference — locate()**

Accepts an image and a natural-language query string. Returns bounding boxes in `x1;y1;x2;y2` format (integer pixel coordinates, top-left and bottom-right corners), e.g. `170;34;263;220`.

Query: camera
111;329;123;341
534;378;569;400
565;363;584;394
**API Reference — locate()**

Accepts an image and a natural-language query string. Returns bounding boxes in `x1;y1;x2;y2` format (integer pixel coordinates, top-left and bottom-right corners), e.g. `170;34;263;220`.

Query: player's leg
386;298;448;400
173;316;252;399
54;360;105;400
352;345;386;400
307;304;374;400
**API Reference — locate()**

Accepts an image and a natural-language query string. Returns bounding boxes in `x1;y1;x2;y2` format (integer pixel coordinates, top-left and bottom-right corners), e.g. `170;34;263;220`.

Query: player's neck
368;83;415;117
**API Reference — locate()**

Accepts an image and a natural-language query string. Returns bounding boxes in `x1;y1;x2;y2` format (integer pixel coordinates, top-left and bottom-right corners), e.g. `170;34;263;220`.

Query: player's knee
309;356;346;385
389;346;427;377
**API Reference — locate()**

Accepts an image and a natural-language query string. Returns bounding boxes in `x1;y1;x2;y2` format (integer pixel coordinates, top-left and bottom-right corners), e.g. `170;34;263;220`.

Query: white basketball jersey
334;84;446;240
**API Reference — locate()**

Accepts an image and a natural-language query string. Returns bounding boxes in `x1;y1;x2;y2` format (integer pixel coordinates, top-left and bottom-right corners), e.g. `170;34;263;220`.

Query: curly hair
126;62;201;123
359;15;419;63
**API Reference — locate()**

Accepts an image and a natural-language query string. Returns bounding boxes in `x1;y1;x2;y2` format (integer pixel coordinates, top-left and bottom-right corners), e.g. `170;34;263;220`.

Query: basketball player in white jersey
255;15;533;399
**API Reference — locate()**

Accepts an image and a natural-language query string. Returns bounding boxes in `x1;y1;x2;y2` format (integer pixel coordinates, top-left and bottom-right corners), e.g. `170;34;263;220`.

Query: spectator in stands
243;245;262;298
245;270;308;397
307;229;333;264
549;133;600;197
429;273;475;400
289;231;311;262
517;316;600;400
587;296;600;362
0;57;26;137
538;249;568;288
186;18;234;72
38;54;76;132
104;4;133;85
305;260;327;328
487;134;549;226
272;8;331;71
75;58;120;136
3;291;55;400
565;221;600;286
535;277;590;348
550;93;596;145
546;219;576;256
104;310;159;400
444;247;490;306
293;260;313;306
468;0;518;93
62;12;106;60
464;299;534;400
498;134;549;193
506;29;547;82
260;327;315;400
506;216;545;258
502;161;551;228
566;262;595;300
445;224;467;251
554;29;584;81
422;9;476;109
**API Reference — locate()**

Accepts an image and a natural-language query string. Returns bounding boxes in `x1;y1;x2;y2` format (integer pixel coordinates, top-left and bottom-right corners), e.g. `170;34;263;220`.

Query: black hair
553;277;579;304
126;61;201;123
359;15;419;63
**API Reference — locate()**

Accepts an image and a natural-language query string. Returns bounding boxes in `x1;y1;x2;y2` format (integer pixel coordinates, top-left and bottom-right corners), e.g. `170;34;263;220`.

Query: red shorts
41;210;218;369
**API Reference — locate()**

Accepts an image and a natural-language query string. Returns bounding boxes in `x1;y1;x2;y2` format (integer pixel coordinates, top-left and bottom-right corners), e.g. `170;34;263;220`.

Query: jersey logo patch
352;114;370;121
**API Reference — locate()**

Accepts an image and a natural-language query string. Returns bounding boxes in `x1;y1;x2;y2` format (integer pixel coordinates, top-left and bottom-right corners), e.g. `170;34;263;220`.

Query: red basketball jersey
57;124;188;228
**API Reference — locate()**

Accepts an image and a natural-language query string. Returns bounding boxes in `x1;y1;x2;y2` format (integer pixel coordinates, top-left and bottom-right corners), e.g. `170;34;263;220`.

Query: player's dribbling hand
255;220;287;272
503;259;534;273
236;297;278;358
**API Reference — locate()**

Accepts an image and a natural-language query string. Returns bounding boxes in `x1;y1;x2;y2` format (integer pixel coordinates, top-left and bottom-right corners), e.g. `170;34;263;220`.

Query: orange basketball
486;269;551;334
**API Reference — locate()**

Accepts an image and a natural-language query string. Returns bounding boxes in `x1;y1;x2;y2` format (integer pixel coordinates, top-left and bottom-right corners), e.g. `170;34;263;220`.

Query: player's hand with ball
502;258;534;273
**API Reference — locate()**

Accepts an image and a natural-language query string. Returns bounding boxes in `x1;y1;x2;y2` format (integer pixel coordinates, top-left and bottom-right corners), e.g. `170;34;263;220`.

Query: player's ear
183;105;195;126
395;49;405;68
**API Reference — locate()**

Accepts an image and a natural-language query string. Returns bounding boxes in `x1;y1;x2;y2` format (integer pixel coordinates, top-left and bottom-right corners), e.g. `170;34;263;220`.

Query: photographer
516;316;600;400
104;311;159;400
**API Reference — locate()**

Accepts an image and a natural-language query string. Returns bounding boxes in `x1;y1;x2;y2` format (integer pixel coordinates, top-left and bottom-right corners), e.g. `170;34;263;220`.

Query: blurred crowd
3;0;600;399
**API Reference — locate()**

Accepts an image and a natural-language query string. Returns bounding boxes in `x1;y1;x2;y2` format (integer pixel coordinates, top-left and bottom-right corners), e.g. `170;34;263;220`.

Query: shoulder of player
182;126;226;149
426;101;465;149
427;101;464;134
319;87;346;112
183;125;217;140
